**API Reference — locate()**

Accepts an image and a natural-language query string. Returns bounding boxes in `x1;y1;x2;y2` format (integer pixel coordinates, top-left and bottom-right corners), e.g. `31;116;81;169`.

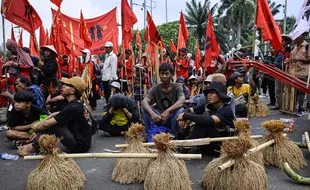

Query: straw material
27;135;85;190
144;133;191;190
234;120;264;166
261;120;307;170
202;138;267;190
112;123;152;184
248;95;269;117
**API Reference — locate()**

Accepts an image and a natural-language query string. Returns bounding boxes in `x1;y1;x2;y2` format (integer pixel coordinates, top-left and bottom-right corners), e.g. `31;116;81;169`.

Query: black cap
231;72;243;80
180;48;187;52
22;47;30;54
125;49;131;54
203;82;231;102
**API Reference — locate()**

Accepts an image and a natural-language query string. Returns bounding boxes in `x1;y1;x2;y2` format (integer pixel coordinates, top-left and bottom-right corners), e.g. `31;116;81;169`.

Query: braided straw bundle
112;123;152;184
202;138;267;190
27;135;85;190
144;133;191;190
260;120;307;170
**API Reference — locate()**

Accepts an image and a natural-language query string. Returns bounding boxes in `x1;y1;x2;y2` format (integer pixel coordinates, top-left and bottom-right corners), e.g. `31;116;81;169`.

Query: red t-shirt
224;58;236;79
118;58;133;80
176;56;189;79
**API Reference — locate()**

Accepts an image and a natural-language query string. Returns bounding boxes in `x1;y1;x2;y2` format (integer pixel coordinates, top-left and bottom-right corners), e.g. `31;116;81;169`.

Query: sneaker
296;111;303;117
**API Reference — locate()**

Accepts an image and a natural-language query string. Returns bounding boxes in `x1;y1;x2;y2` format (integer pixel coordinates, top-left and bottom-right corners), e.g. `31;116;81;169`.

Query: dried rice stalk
27;135;85;190
248;95;269;117
202;138;267;190
261;120;307;170
144;133;191;190
234;120;264;166
112;123;152;184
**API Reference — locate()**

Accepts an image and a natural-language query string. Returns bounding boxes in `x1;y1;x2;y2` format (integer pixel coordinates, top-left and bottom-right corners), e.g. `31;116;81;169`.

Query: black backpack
77;100;98;135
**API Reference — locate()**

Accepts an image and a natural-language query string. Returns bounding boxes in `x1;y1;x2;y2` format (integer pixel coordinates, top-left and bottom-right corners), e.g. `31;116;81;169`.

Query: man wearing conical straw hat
18;77;93;156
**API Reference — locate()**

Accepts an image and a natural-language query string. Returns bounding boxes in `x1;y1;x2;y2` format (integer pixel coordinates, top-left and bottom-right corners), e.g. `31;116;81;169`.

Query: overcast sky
0;0;304;48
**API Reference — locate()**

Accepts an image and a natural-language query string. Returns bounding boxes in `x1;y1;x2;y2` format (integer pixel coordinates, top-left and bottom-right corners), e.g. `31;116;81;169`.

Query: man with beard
141;63;185;136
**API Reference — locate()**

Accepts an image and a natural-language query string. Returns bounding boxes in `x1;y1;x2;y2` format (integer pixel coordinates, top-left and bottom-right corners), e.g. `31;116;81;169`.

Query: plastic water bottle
0;153;19;160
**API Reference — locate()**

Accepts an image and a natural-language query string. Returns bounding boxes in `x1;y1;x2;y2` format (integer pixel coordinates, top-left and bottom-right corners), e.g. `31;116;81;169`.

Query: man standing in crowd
174;48;189;83
141;63;185;136
18;77;92;155
287;32;310;116
101;42;118;104
271;35;292;110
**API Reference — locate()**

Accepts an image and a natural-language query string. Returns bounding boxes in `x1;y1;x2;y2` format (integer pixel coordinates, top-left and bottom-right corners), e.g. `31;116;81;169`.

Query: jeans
141;107;184;135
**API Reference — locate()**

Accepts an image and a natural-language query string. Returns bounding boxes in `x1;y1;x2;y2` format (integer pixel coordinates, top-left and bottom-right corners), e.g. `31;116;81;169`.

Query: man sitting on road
18;77;92;155
177;82;235;155
141;63;185;137
5;90;47;148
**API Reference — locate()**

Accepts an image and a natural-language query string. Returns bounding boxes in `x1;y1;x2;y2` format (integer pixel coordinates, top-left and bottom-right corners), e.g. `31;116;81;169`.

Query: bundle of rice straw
261;120;307;170
144;133;191;190
27;135;85;190
248;95;269;117
234;120;264;166
112;123;152;184
202;138;267;190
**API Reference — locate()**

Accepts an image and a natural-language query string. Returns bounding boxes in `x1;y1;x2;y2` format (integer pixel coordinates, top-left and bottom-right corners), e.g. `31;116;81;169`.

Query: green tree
280;16;296;34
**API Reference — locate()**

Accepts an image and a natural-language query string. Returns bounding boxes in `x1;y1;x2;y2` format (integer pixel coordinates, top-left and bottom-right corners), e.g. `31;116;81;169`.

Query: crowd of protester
0;32;308;156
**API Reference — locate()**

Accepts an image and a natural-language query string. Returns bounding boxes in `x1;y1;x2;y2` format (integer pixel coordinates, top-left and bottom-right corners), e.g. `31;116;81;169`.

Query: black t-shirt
53;100;92;151
7;105;47;127
184;103;235;132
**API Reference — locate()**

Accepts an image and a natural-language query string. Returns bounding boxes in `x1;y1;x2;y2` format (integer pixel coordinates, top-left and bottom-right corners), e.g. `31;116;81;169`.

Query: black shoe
267;103;275;106
270;106;280;110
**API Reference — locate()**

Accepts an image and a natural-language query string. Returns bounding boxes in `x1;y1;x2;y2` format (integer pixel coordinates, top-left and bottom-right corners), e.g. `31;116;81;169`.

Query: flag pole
1;1;8;90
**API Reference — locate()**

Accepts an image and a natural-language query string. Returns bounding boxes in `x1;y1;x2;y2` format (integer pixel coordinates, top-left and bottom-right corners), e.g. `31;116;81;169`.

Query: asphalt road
1;97;310;190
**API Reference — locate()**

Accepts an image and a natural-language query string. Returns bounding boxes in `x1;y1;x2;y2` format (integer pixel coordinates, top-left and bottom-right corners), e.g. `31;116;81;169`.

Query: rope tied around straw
38;135;62;155
221;138;253;159
126;123;145;143
153;133;175;152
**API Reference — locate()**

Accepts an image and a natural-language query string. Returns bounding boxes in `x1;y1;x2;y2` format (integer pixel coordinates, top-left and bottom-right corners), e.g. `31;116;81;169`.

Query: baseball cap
104;41;113;47
205;74;213;82
61;77;87;93
110;81;120;89
81;49;90;54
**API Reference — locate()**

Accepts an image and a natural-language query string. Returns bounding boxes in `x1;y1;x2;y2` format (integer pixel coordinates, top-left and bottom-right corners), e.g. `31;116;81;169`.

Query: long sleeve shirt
102;51;118;81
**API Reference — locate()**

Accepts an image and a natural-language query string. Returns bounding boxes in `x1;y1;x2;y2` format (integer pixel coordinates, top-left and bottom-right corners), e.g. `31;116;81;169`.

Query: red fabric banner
80;11;92;49
256;0;282;50
180;12;189;42
136;30;142;48
177;25;186;49
170;40;177;53
18;29;23;48
11;24;16;41
29;34;38;57
121;0;137;50
194;39;201;74
50;0;63;7
39;24;46;47
2;0;42;33
51;8;118;55
146;11;165;48
204;11;220;68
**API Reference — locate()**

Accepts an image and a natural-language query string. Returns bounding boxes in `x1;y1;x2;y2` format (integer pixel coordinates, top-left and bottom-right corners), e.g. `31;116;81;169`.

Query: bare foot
18;144;34;156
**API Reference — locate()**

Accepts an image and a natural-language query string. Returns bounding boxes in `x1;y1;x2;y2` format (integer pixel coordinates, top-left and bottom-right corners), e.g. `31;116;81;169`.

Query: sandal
12;140;27;149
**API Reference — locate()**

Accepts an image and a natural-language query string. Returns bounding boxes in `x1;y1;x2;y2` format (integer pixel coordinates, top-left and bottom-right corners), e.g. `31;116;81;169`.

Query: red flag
146;11;165;48
194;39;201;74
204;11;220;68
256;0;282;50
51;8;118;55
50;0;63;7
29;34;38;57
180;12;189;42
80;10;92;49
39;24;46;47
170;40;177;53
2;0;42;33
45;29;49;45
144;26;149;42
121;0;138;49
177;25;186;49
68;44;77;78
18;29;23;48
136;30;142;48
11;25;16;41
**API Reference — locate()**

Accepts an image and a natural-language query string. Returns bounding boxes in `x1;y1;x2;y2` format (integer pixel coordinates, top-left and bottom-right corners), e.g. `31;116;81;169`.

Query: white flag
290;0;310;40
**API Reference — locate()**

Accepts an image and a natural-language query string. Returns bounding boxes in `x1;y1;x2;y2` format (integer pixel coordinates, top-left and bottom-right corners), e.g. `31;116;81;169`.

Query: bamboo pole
24;152;202;160
218;139;275;171
115;135;263;148
304;132;310;152
218;133;287;171
154;45;160;83
1;4;7;90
